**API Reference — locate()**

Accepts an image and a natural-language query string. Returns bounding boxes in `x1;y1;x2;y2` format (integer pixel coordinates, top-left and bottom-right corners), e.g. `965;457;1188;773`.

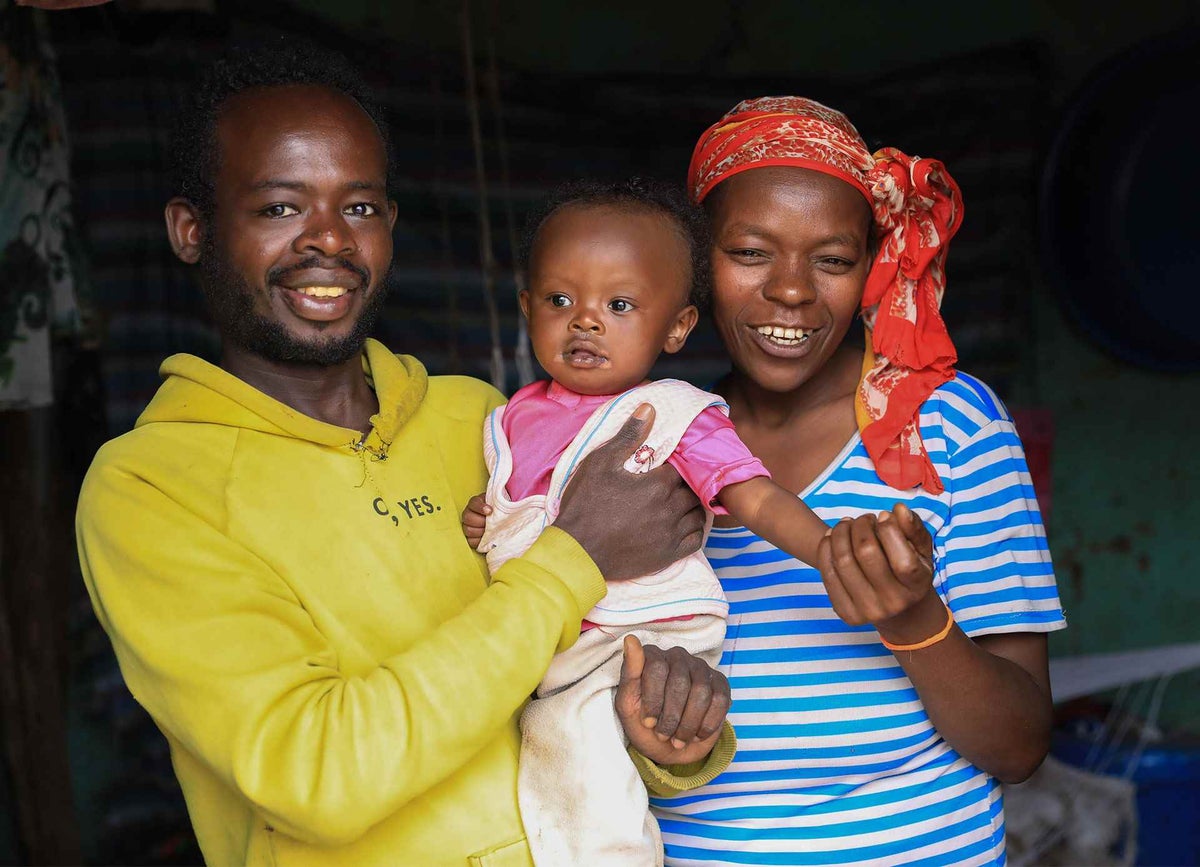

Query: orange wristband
880;602;954;652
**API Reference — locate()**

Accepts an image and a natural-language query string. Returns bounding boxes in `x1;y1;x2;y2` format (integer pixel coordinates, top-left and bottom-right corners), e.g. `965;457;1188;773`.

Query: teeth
298;286;348;298
756;325;811;344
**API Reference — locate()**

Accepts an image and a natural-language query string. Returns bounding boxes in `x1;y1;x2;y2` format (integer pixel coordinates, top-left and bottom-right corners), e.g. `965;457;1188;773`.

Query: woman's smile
748;323;821;355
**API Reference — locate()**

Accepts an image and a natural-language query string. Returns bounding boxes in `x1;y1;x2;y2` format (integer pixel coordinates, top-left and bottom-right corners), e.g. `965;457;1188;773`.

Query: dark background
1;0;1197;863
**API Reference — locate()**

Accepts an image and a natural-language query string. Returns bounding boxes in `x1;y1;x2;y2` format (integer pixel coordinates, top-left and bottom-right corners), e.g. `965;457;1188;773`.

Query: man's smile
277;281;361;323
269;263;369;323
292;285;348;298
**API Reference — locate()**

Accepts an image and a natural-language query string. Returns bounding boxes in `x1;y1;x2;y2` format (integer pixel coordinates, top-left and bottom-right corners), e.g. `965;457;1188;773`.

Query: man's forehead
219;84;378;135
213;84;387;185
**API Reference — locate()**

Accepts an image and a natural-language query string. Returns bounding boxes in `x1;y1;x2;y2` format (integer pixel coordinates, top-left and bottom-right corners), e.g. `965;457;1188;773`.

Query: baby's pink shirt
499;379;769;513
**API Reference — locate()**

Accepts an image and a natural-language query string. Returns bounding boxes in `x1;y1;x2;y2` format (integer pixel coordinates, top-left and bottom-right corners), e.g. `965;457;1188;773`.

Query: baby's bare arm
717;476;828;566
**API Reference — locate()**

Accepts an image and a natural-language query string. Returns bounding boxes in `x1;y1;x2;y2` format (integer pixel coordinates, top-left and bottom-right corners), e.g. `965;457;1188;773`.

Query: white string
459;0;506;392
428;62;460;374
482;1;534;390
1014;676;1177;865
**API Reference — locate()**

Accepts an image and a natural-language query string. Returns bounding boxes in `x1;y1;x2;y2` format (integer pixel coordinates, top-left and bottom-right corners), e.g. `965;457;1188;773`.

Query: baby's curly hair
168;35;393;220
519;177;712;310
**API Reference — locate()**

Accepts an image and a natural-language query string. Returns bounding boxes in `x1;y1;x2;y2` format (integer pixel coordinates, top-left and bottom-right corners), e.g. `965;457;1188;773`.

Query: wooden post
0;408;82;865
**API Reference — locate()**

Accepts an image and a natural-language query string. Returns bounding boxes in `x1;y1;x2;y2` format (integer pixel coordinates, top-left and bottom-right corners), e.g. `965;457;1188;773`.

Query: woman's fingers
828;514;934;624
848;513;893;589
818;528;865;625
895;502;935;561
875;510;934;592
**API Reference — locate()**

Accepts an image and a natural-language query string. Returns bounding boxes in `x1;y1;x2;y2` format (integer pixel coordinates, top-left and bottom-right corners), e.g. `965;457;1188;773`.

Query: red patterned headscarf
688;96;964;493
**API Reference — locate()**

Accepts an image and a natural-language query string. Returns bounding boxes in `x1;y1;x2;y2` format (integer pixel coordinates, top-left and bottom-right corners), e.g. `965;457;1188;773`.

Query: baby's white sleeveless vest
478;379;729;625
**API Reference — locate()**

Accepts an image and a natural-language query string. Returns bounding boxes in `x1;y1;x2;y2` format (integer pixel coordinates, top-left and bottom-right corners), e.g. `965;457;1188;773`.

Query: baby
461;178;831;866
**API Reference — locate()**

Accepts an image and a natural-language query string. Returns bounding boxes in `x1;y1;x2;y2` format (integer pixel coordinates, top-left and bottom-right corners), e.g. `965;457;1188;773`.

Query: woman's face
707;166;873;395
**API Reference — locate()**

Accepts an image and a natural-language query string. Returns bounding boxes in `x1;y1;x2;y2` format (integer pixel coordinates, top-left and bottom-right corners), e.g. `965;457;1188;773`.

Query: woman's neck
714;343;864;499
720;343;862;430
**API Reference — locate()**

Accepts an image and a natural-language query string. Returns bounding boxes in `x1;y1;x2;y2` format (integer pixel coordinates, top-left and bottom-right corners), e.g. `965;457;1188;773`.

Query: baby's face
521;204;698;396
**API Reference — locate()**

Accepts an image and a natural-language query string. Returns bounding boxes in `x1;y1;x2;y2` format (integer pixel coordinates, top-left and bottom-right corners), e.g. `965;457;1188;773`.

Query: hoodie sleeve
76;455;605;847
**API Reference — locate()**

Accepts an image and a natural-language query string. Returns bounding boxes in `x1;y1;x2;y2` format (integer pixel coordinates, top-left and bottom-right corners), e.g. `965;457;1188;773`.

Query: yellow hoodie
76;340;732;867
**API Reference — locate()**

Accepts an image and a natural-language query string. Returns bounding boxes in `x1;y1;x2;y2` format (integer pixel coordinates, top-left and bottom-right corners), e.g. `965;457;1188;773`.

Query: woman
650;97;1066;866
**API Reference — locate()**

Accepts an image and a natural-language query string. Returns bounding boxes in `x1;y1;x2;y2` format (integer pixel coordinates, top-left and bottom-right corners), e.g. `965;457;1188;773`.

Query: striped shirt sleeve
937;411;1067;637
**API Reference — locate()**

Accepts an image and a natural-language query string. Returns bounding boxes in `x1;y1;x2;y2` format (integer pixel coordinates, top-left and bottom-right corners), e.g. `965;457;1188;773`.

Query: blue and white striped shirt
652;373;1066;866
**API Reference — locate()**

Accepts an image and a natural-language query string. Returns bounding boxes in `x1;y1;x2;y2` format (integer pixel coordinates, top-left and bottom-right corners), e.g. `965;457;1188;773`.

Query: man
75;40;732;866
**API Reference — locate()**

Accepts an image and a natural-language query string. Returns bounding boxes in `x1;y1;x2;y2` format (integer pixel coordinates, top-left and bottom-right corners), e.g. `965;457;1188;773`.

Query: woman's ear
663;304;699;354
165;197;204;264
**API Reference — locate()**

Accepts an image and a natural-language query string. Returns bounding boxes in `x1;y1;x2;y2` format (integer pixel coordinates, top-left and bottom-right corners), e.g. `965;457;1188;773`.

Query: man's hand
461;493;490;550
615;635;730;765
555;405;705;581
817;502;944;643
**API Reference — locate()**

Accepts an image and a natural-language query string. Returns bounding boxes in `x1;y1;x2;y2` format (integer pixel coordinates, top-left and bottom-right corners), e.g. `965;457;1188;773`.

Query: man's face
197;84;397;366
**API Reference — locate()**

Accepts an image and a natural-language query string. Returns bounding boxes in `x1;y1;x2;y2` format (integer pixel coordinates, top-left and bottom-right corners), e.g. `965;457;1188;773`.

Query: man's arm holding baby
76;407;718;844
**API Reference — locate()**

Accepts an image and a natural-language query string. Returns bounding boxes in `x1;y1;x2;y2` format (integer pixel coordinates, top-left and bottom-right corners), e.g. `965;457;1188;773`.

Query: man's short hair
168;35;393;219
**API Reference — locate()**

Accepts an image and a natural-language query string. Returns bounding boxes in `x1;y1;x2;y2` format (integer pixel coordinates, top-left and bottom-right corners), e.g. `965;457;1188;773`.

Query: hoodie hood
136;338;429;453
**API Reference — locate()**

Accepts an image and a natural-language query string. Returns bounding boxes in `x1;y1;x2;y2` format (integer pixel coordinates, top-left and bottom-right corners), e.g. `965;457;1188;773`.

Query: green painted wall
1034;285;1200;727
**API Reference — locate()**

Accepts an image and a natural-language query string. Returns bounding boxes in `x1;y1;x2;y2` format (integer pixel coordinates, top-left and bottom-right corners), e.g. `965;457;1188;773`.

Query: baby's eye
608;299;634;313
345;202;379;217
261;203;300;218
548;294;572;307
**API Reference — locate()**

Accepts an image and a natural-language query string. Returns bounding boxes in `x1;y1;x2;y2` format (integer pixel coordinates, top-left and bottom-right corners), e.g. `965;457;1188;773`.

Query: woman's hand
615;635;730;765
461;493;490;550
819;501;1053;781
817;502;946;643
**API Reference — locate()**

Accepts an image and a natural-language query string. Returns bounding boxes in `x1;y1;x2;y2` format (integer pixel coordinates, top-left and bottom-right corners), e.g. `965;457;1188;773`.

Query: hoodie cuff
521;525;606;619
629;721;738;797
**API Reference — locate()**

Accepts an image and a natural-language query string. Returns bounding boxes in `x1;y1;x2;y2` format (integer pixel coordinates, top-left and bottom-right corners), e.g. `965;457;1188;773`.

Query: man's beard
197;237;393;367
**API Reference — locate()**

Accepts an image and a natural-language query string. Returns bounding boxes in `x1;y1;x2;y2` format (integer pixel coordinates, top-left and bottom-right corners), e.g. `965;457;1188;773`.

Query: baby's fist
461;493;491;550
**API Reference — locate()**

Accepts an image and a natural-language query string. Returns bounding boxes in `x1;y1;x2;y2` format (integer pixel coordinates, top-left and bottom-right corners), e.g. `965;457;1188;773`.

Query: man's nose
295;209;356;257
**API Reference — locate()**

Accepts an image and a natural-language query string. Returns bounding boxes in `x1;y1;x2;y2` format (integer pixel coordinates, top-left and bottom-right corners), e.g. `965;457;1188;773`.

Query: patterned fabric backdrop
47;3;1050;863
0;5;86;409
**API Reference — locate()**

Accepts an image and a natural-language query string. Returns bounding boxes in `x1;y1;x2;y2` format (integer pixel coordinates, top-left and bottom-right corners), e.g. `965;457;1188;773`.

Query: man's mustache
267;257;370;287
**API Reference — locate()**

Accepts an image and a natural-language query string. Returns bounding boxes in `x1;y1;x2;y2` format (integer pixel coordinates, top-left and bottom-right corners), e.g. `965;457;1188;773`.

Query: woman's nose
762;262;817;305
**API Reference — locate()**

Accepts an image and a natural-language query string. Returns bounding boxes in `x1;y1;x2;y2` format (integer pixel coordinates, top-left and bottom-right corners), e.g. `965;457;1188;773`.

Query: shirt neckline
709;430;862;535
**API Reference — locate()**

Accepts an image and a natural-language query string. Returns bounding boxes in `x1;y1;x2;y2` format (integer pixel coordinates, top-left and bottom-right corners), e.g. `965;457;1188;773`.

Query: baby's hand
461;493;491;550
